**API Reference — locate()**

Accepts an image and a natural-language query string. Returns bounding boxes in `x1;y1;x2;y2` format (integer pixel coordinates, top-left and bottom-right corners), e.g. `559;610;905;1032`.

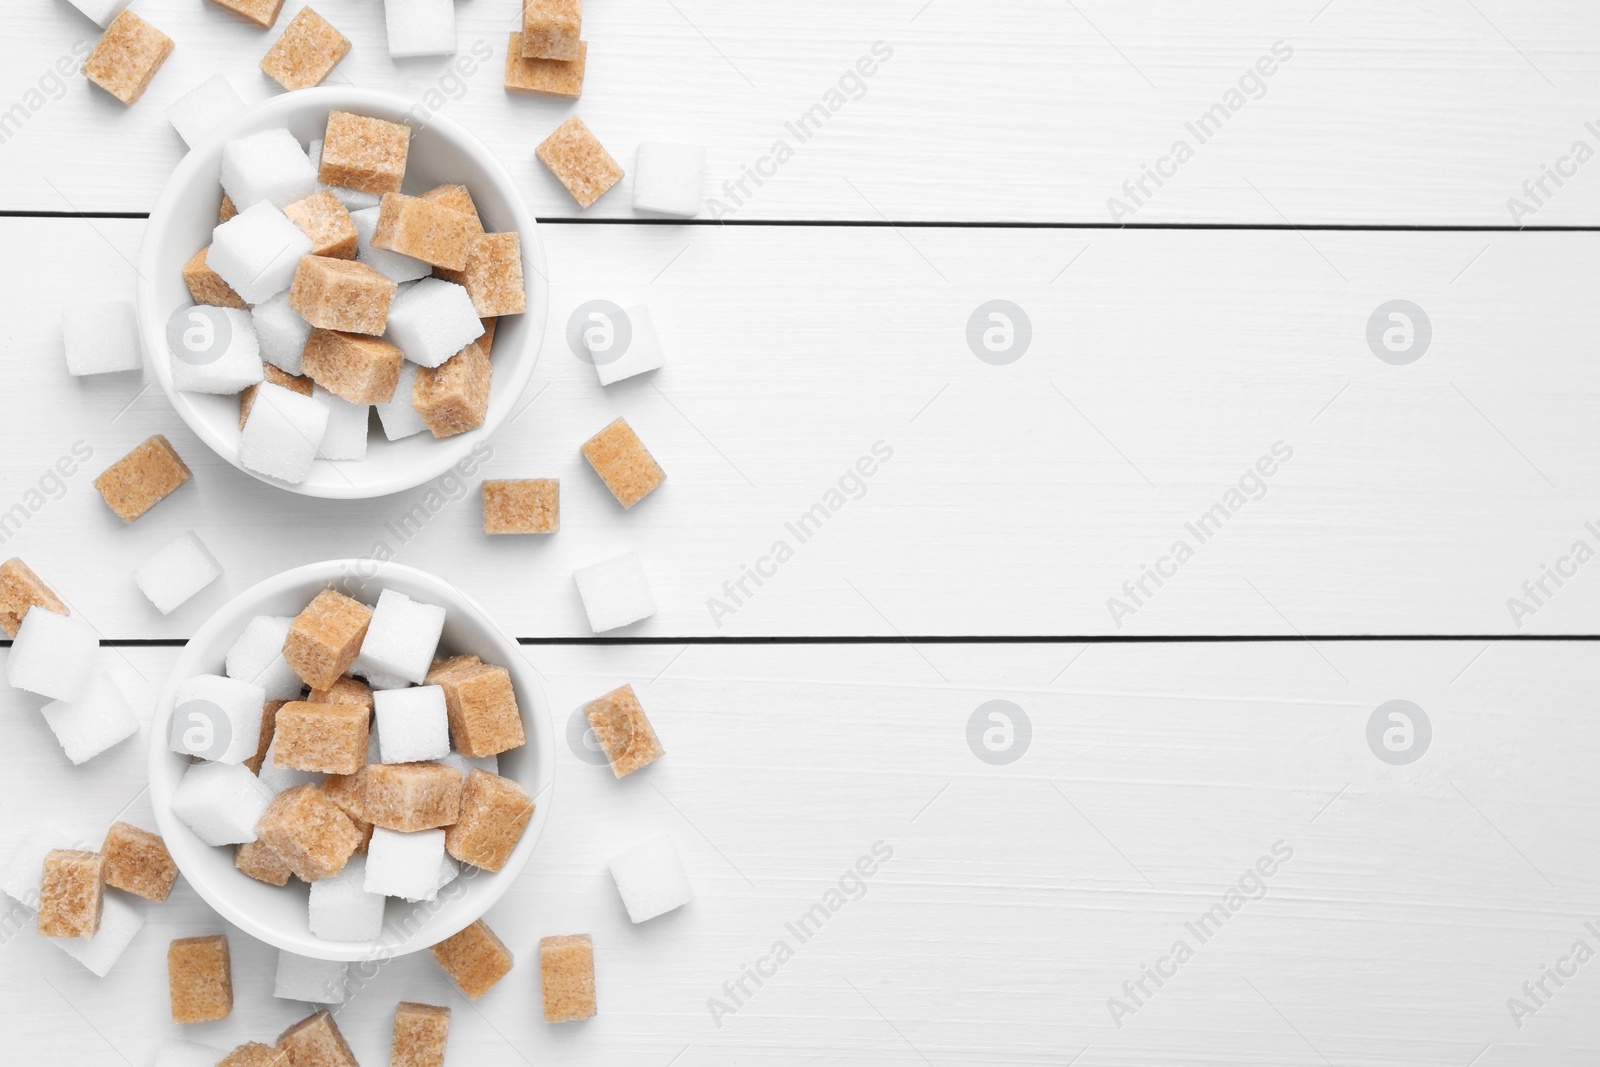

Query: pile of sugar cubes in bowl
175;109;525;483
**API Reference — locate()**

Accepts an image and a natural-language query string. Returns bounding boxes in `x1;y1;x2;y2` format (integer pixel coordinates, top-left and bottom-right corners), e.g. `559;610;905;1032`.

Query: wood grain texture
3;1;1600;222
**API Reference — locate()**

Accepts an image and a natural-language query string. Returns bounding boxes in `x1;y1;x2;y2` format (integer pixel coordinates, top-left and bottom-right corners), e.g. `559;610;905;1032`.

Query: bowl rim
137;86;550;500
147;559;556;961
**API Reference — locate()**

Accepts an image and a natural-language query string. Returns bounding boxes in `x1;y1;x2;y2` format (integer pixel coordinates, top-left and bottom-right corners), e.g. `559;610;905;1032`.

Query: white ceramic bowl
148;560;555;962
137;87;549;499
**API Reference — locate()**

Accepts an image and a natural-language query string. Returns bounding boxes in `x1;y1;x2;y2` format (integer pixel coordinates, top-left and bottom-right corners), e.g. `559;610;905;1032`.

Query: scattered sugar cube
384;0;456;58
208;0;285;28
102;821;177;902
165;75;245;149
387;278;483;368
504;34;586;98
226;616;303;701
84;10;173;105
241;382;332;484
2;824;84;909
171;760;275;845
6;608;99;702
65;0;132;29
365;826;446;900
52;890;144;976
608;835;692;922
285;590;373;690
320;111;410;193
135;532;222;614
414;340;490;438
168;933;233;1023
256;784;361;881
94;434;192;523
308;857;385;941
537;116;623;209
221;128;317;212
279;1013;358;1067
0;557;68;639
291;256;396;335
152;1041;225;1067
261;7;350;90
258;735;322;793
183;246;248;309
310;675;374;709
273;700;368;774
425;657;524;757
574;552;657;633
539;934;596;1022
376;363;428;440
633;142;707;217
235;839;293;886
444;770;532;872
429;919;512;999
437;750;496;778
582;417;665;508
521;0;582;60
373;193;476;271
583;683;664;777
483;479;559;535
38;849;103;938
391;1002;450;1067
218;1042;288;1067
285;192;359;260
170;307;264;395
210;202;315;304
449;232;526;317
364;762;462;831
40;671;139;765
352;208;432;283
304;330;402;403
374;686;449;762
275;950;348;1004
252;292;312;375
312;386;371;462
169;673;268;764
592;304;666;385
63;301;140;376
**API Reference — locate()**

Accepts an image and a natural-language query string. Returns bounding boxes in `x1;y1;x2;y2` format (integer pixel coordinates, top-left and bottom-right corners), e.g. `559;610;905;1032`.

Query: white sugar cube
168;673;267;764
50;890;145;976
210;201;314;304
362;669;412;692
609;835;694;923
170;306;264;395
309;140;381;211
150;1041;227;1067
632;142;707;217
593;303;667;386
384;0;457;58
165;75;245;149
310;856;386;940
135;532;222;614
375;362;427;441
436;851;460;892
220;127;317;211
225;615;302;701
65;0;130;28
351;208;432;283
354;589;445;685
364;827;445;901
274;950;348;1004
313;385;370;461
63;301;140;376
40;672;139;765
574;552;657;633
1;823;87;909
6;609;99;702
373;685;448;763
170;760;274;845
438;750;496;778
259;736;322;792
386;279;483;368
240;381;331;484
251;292;312;375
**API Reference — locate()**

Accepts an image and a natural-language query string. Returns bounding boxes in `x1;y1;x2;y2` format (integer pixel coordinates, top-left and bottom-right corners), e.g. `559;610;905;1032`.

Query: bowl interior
148;560;554;961
139;87;549;499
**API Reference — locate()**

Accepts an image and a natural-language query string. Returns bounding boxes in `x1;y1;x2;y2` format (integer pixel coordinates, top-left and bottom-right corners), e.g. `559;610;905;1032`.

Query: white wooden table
4;2;1599;1064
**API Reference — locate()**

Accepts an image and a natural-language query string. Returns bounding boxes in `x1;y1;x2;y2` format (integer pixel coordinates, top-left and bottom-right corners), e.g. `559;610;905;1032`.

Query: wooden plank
3;1;1600;222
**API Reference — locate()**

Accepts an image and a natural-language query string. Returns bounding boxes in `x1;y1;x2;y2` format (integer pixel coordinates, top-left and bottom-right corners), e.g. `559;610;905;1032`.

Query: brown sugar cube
482;479;559;535
240;365;314;429
84;11;174;105
289;256;396;336
372;194;476;271
168;934;232;1023
208;0;286;28
581;418;664;509
425;658;525;757
419;185;483;234
235;839;293;886
320;764;370;822
536;116;622;209
101;822;178;902
391;1002;450;1067
284;192;358;260
272;700;369;775
255;784;361;881
444;770;533;873
505;34;586;98
539;934;596;1023
521;0;582;60
363;762;462;832
219;1042;289;1067
260;7;350;90
182;247;249;309
278;1011;358;1067
284;589;373;689
0;558;69;638
430;653;481;675
477;317;498;356
303;330;402;404
94;434;192;523
413;340;491;438
582;684;664;778
37;850;103;939
429;919;513;999
446;232;526;317
319;111;410;194
220;194;238;222
309;675;373;710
